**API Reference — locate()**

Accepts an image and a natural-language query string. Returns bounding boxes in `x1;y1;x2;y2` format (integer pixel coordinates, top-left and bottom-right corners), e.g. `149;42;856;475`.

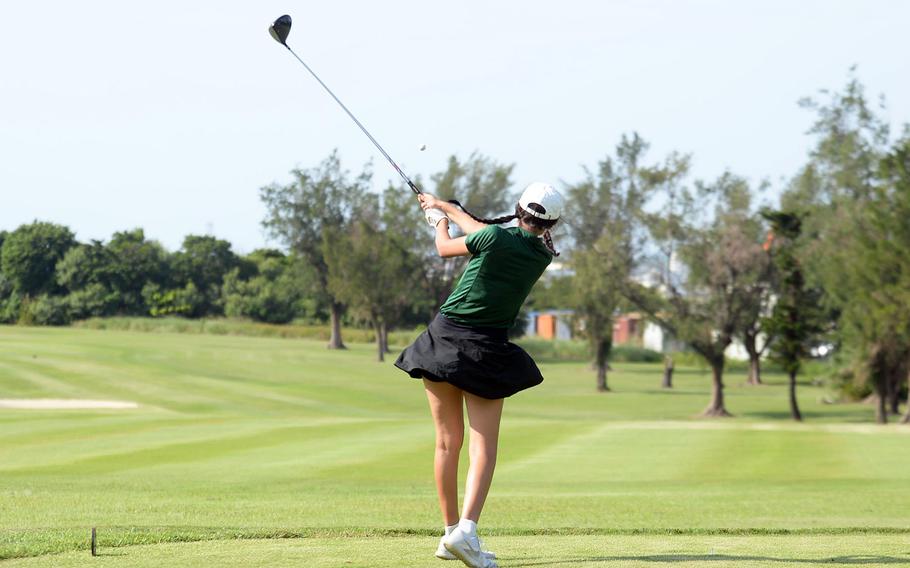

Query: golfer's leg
461;392;504;522
423;379;465;526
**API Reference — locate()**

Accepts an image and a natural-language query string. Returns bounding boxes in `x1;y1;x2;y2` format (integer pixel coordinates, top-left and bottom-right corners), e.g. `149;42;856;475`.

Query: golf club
269;15;422;196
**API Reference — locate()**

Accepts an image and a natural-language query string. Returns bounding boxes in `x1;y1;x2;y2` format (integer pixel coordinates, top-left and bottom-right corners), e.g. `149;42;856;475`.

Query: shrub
223;273;302;324
610;345;663;363
67;283;118;320
26;294;72;325
0;291;21;324
143;282;205;317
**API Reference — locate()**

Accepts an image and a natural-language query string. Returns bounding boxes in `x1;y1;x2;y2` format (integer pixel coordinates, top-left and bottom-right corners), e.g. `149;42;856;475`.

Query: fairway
1;326;909;567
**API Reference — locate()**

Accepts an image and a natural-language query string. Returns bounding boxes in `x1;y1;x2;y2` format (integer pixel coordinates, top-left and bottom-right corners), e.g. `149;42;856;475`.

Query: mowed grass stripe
0;415;210;467
499;424;870;485
2;419;420;476
0;359;89;399
0;353;183;409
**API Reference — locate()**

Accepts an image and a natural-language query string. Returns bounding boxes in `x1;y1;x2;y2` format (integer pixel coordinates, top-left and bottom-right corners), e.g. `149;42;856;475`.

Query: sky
2;0;908;253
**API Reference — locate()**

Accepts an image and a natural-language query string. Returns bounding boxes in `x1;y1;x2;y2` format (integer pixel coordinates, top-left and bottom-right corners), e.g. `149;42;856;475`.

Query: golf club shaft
283;45;421;195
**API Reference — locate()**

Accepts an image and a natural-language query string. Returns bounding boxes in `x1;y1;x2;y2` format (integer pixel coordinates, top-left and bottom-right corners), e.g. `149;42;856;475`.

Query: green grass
3;535;910;567
1;325;908;567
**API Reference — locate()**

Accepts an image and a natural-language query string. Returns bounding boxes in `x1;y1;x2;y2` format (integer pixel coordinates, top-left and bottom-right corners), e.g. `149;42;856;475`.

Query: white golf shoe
442;528;498;568
435;535;496;561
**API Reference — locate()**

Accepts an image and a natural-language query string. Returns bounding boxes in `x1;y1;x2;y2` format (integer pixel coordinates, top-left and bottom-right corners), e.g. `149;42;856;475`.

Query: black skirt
394;313;544;399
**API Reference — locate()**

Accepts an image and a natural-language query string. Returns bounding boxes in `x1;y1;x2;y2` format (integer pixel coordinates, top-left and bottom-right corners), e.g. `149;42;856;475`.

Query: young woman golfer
395;182;564;568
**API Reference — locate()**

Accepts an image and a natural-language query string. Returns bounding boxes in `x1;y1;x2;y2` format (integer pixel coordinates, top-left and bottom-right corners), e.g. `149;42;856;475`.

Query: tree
662;355;674;389
562;133;666;391
720;179;776;386
223;250;314;324
105;229;170;314
325;187;425;361
876;139;910;423
261;151;370;349
56;241;120;319
528;274;573;311
375;183;436;333
432;153;514;223
761;210;825;421
1;221;76;298
0;230;15;323
824;137;910;423
55;229;170;319
571;246;620;391
630;172;765;417
782;71;905;422
171;235;242;317
57;240;113;291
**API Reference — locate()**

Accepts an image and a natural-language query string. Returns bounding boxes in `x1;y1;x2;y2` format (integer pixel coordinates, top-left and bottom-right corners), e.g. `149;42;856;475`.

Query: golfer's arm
435;220;470;257
436;202;487;235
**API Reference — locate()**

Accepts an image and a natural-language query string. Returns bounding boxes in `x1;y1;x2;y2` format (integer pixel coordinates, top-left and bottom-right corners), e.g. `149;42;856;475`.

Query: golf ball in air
419;144;427;151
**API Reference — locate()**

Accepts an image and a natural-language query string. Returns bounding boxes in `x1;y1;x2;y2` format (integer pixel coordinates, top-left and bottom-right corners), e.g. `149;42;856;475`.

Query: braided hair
447;200;560;256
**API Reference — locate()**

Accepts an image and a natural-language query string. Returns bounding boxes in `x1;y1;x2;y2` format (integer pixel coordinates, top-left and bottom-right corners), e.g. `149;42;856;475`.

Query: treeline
1;73;908;423
0;228;318;327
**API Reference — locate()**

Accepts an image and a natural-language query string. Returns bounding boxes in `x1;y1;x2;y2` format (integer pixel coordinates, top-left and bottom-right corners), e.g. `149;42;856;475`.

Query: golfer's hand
418;194;443;211
425;207;448;227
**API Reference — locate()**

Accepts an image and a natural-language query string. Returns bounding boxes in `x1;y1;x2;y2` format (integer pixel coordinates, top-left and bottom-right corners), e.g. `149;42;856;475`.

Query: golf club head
269;15;292;46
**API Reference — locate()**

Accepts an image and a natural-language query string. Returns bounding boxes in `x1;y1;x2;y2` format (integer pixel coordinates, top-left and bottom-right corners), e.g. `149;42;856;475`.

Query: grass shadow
509;554;910;566
740;409;882;422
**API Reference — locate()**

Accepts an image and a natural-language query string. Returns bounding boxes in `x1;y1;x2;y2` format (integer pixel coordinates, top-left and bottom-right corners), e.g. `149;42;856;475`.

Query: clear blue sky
2;1;908;252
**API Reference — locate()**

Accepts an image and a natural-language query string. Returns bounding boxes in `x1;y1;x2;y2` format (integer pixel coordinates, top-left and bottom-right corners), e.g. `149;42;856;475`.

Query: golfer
395;183;563;568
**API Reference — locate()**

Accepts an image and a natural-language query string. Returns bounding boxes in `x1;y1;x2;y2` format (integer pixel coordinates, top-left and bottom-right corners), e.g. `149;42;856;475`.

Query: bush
517;340;664;363
67;283;118;320
0;291;21;324
664;351;787;373
26;294;72;326
143;282;206;317
223;271;302;325
610;345;663;363
516;339;589;361
820;362;873;402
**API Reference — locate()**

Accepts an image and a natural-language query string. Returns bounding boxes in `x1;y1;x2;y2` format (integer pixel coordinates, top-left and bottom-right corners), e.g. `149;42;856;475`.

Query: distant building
614;312;686;353
612;313;642;345
524;309;689;355
525;310;574;340
527;263;752;360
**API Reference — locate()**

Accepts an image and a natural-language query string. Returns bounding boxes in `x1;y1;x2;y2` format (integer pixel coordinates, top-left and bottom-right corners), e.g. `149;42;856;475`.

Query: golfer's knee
436;432;464;455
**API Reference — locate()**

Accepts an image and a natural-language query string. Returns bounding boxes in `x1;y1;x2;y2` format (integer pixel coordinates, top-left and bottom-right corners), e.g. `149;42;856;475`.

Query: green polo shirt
439;225;552;328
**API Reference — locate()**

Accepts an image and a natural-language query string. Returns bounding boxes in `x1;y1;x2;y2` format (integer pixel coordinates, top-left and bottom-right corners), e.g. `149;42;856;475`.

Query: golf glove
425;208;448;227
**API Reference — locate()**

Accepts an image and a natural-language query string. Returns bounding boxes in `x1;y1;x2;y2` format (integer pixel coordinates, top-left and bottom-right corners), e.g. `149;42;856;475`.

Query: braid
447;199;560;256
447;200;518;225
543;230;560;256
